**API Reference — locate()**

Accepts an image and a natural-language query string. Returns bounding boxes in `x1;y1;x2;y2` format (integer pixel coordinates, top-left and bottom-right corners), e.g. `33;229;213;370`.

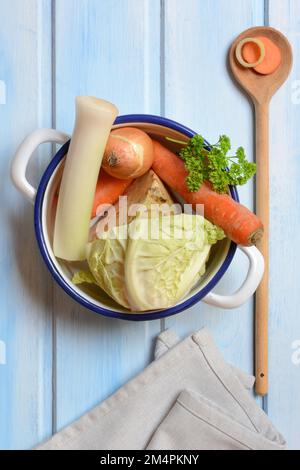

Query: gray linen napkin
37;328;285;450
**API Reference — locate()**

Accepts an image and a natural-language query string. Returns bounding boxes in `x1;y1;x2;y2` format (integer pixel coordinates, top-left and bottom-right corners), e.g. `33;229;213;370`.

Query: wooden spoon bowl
229;26;292;396
229;26;292;105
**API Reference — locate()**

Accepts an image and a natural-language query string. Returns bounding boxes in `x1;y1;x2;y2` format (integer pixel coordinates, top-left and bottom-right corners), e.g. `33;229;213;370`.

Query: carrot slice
152;140;263;246
242;36;281;75
92;169;132;217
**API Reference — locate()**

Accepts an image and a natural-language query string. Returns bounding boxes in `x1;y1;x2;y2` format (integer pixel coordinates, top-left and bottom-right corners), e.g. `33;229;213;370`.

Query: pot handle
11;128;70;204
202;245;264;309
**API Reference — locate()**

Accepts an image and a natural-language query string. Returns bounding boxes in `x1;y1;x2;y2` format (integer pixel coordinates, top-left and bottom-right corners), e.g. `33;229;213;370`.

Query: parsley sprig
176;134;256;193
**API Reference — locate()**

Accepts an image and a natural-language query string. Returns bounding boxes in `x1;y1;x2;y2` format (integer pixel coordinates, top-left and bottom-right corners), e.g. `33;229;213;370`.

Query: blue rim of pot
34;114;238;321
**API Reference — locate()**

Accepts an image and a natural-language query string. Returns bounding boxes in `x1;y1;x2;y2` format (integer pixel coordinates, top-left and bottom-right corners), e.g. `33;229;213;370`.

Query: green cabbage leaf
125;214;224;311
73;214;224;311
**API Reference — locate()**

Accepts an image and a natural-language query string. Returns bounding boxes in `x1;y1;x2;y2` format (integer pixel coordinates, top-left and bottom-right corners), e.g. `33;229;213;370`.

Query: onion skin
102;127;154;180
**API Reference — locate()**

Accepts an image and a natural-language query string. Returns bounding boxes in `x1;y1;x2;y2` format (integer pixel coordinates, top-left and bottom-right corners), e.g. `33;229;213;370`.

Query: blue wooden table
1;0;300;450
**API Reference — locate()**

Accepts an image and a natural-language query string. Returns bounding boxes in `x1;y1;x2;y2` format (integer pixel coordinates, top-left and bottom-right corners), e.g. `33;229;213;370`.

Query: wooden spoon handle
255;102;269;396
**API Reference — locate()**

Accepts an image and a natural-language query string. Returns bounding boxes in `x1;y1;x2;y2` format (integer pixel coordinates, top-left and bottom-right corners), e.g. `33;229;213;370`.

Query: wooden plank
266;0;300;450
53;0;162;431
163;0;264;377
0;0;53;449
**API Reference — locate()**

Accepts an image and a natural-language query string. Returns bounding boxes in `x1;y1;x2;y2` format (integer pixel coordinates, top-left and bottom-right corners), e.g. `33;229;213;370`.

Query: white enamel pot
11;114;264;321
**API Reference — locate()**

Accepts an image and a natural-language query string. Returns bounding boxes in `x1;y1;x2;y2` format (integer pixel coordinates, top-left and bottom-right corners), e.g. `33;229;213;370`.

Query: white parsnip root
53;96;118;261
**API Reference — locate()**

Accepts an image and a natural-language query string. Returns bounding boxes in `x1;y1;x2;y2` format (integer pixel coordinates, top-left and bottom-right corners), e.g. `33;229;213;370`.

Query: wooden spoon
229;26;292;396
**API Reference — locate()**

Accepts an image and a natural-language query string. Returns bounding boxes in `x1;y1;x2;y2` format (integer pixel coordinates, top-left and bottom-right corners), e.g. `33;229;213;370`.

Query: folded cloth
37;329;286;450
155;329;255;390
147;389;283;451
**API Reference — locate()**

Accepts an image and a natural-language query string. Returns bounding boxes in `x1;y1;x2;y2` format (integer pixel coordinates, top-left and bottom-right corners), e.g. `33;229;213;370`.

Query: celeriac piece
93;170;177;237
53;97;118;260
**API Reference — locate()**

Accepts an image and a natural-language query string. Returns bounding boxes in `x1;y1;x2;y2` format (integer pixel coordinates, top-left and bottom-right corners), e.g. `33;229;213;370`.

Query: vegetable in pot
92;169;132;218
125;214;224;311
73;214;224;312
53;96;118;261
102;127;154;180
176;134;256;193
92;169;175;237
86;225;130;309
152;140;263;246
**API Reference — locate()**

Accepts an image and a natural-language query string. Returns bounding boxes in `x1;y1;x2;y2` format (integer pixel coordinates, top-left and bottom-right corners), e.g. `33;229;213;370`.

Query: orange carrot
242;36;281;75
92;169;132;217
152;140;263;246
